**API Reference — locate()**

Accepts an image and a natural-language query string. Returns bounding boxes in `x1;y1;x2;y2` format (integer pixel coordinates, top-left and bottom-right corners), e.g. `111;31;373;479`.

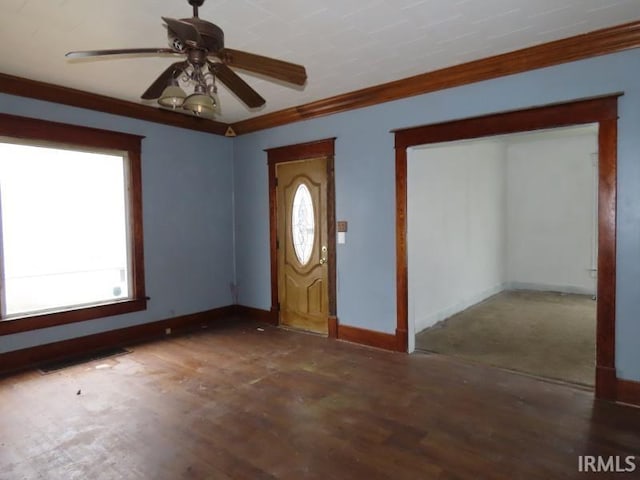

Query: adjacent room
408;125;599;386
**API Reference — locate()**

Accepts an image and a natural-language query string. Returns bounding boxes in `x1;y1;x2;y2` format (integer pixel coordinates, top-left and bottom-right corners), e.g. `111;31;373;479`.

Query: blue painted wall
233;49;640;382
0;94;235;353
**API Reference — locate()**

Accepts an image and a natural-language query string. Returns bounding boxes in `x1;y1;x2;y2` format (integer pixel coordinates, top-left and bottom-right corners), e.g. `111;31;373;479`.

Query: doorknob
320;245;328;265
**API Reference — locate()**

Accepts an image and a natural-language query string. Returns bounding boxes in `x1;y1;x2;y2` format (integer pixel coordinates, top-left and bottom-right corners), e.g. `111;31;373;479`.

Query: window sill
0;298;147;336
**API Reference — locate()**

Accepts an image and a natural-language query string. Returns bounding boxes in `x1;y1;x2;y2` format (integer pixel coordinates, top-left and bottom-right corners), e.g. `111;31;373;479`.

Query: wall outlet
165;327;171;335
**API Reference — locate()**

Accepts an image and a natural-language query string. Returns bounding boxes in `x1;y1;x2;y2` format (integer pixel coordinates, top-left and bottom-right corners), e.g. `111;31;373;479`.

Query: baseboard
0;305;236;377
234;305;275;324
338;324;400;352
507;281;595;296
617;378;640;407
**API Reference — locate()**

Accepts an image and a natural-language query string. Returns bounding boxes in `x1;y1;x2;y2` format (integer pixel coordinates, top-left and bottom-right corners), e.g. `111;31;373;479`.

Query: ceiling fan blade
141;61;189;100
209;62;265;109
219;48;307;86
162;17;202;46
66;48;176;58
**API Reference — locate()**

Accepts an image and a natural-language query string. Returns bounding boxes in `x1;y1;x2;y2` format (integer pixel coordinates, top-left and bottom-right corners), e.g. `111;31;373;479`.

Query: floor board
1;318;638;479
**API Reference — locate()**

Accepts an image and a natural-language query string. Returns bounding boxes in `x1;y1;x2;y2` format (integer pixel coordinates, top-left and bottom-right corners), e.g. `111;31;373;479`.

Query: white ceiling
1;0;639;124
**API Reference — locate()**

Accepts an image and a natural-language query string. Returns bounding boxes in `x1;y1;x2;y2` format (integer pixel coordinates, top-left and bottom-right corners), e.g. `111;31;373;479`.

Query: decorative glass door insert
291;183;315;265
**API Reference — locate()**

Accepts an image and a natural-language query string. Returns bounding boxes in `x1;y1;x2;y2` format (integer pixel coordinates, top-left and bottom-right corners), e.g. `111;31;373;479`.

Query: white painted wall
506;133;598;295
408;140;507;336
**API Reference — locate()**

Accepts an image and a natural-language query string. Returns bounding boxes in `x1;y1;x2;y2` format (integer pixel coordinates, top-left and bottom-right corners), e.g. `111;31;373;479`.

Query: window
0;113;146;335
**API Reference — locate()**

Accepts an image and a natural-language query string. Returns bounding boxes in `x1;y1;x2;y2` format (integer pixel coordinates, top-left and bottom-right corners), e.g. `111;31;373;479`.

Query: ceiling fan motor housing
173;18;224;53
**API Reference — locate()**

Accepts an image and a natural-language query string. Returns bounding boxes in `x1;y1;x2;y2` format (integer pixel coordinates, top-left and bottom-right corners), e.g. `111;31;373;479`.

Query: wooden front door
276;157;329;334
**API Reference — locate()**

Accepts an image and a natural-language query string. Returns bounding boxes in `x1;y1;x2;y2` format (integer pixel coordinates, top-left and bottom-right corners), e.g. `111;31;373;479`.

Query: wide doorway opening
394;96;619;400
408;125;598;387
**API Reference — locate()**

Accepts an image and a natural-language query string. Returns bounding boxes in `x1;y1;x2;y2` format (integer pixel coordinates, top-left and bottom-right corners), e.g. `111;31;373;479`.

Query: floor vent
38;347;130;374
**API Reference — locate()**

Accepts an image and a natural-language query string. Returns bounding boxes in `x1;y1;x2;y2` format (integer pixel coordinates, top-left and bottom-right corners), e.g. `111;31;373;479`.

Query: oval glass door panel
291;183;315;265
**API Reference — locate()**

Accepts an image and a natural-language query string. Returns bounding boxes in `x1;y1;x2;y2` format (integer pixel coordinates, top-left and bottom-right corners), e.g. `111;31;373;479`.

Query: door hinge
276;238;280;249
277;302;281;311
274;177;278;187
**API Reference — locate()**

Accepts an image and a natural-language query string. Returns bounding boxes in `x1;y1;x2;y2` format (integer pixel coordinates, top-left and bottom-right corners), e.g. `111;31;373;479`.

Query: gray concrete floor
415;290;596;386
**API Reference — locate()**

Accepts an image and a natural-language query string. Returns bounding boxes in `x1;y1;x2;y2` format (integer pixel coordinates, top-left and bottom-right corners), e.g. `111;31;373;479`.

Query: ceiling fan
65;0;307;117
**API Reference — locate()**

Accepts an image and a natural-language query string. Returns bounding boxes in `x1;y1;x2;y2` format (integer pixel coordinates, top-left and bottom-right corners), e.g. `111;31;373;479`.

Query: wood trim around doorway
394;95;621;402
266;138;337;328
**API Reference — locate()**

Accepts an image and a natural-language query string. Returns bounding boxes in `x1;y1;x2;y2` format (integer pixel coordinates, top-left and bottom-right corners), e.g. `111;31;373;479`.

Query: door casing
267;138;337;335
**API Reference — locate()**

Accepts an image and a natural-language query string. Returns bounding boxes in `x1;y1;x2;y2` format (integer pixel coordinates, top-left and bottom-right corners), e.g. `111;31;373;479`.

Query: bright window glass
291;183;315;265
0;141;130;317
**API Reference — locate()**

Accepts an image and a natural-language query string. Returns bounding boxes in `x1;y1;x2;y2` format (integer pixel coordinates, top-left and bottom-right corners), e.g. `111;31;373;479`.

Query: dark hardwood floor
2;318;639;479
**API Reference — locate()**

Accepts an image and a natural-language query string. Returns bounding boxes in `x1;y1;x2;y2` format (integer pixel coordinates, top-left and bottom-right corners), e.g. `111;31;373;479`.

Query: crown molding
231;20;640;135
0;72;228;136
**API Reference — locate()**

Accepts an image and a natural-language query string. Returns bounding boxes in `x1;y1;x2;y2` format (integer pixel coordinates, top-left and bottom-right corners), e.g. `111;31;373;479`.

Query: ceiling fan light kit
65;0;307;119
157;80;186;109
183;84;218;116
184;93;216;116
157;66;219;116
